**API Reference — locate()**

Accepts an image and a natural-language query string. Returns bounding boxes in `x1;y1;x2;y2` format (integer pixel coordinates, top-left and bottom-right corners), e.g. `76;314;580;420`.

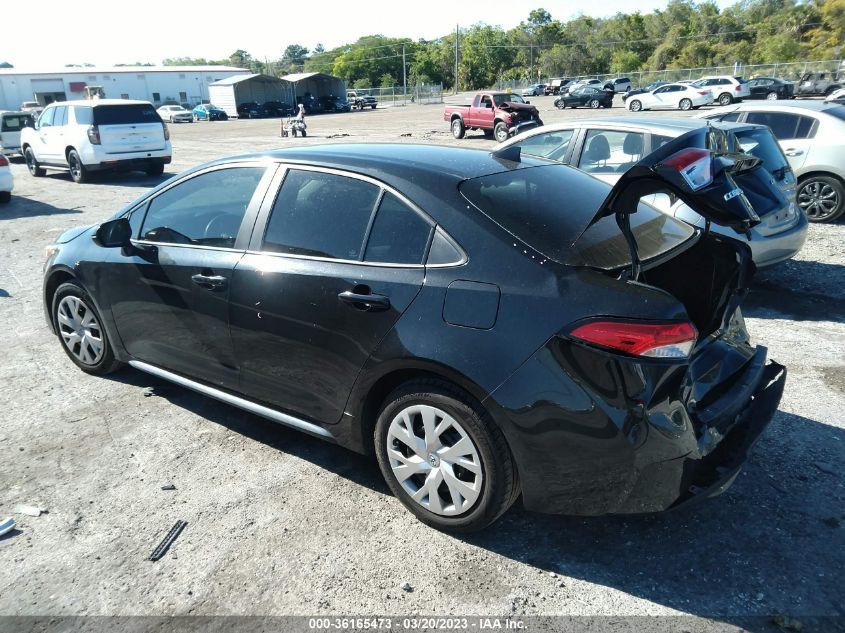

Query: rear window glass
93;104;160;125
1;114;34;132
733;128;789;179
459;164;695;270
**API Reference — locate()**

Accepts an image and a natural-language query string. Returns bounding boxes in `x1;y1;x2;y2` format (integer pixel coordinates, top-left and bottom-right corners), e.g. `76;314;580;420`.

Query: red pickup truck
444;92;543;143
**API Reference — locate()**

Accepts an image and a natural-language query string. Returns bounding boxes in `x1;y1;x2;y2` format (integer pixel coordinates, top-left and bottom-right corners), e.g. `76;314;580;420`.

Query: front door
230;167;432;425
103;163;274;388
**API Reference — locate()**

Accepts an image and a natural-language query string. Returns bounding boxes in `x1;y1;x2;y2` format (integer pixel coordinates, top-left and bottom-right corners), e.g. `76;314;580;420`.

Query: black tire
679;98;692;111
483;129;494;139
451;117;466;139
300;129;307;137
374;380;519;532
766;91;779;101
0;191;10;203
52;281;123;375
371;104;377;109
24;147;45;177
718;92;733;106
67;150;88;184
589;99;601;109
493;121;509;143
629;99;642;112
798;175;845;222
145;164;165;176
556;101;566;109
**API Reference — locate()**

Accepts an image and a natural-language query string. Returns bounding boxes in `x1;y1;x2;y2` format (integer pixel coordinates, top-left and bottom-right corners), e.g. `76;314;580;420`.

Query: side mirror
94;217;132;248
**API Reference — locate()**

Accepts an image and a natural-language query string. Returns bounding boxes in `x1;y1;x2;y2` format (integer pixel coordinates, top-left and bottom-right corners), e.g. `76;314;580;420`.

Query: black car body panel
43;143;787;519
555;87;614;109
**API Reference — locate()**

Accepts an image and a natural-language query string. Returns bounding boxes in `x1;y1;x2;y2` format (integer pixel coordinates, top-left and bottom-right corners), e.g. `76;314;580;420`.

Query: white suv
20;100;171;183
691;76;751;106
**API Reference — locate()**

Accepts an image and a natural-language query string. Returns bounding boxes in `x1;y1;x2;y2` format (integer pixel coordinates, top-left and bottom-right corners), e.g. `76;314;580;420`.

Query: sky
3;0;737;69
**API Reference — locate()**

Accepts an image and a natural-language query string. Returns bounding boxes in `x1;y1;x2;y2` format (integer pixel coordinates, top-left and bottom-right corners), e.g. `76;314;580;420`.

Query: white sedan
156;105;194;123
0;153;13;203
627;83;712;112
825;87;845;103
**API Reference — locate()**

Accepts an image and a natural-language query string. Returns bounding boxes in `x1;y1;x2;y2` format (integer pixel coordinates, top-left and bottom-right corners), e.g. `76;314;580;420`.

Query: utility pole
455;24;459;95
402;45;407;103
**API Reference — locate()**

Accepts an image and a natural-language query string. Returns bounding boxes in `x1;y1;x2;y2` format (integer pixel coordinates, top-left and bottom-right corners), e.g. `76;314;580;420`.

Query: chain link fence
349;83;444;106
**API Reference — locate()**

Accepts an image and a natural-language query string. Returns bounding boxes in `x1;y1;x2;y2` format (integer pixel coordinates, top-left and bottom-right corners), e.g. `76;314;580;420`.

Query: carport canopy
282;72;347;100
207;74;294;116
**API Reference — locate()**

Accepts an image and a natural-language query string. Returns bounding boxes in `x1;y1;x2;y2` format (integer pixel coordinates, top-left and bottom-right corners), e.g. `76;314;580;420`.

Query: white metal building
208;74;296;117
0;66;251;111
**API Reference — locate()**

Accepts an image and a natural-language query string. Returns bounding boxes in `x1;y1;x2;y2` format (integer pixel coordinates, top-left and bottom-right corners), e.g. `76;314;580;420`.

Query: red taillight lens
659;147;713;191
87;125;101;145
570;321;698;359
162;122;170;141
735;85;741;91
698;91;709;96
0;155;8;167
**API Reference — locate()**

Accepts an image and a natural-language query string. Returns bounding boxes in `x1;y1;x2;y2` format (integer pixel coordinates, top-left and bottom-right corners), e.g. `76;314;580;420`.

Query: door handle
783;148;804;156
191;274;228;291
338;290;390;312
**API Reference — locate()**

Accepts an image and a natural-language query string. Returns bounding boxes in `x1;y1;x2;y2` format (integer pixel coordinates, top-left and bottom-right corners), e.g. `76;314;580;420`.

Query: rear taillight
660;147;713;191
87;125;101;145
0;155;8;167
735;85;741;91
162;122;170;141
698;91;709;96
570;321;698;359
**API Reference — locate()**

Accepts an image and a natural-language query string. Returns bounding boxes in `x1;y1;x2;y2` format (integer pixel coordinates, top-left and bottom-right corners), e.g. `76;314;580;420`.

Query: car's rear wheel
766;91;779;100
589;99;601;109
718;92;733;106
679;98;692;110
451;118;465;139
24;147;45;177
629;99;642;112
798;175;845;222
53;282;123;375
67;150;88;184
374;380;518;532
493;122;509;143
556;101;565;109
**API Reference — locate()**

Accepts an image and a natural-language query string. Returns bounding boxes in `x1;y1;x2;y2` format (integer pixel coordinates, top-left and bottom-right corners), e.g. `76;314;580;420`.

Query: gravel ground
0;97;843;632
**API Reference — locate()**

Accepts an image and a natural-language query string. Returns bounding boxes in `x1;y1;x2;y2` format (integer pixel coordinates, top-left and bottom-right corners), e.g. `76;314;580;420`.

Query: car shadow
746;260;845;322
0;196;83;221
103;368;388;495
104;366;844;626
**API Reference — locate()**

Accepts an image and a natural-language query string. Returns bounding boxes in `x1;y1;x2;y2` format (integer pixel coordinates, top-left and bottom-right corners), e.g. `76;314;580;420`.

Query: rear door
230;166;432;425
93;103;166;154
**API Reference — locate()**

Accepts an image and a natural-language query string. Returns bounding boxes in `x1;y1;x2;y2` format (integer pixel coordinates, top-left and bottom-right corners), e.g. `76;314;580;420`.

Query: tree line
164;0;843;90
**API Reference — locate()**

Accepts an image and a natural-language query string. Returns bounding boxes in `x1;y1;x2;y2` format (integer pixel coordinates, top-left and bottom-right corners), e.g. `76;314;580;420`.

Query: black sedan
236;102;263;119
260;101;295;117
747;77;795;100
555;86;613;109
43;140;785;531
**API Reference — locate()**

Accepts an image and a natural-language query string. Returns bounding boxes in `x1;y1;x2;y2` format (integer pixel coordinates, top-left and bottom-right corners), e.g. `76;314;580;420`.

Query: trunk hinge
616;212;642;281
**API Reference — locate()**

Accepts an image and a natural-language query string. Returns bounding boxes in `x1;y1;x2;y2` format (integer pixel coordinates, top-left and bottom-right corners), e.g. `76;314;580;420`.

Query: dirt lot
1;96;843;632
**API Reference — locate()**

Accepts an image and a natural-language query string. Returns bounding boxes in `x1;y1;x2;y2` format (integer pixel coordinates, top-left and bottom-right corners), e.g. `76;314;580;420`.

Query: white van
0;111;35;156
20;100;172;183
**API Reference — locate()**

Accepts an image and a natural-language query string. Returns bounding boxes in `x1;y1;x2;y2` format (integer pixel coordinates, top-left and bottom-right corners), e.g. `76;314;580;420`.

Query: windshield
494;93;526;106
459;164;695;270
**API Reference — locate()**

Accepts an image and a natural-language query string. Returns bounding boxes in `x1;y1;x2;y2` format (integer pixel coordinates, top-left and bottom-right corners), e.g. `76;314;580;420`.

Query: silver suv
696;101;845;222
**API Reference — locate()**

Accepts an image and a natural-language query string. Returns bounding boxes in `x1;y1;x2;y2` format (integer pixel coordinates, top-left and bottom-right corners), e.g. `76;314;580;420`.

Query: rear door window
363;192;433;265
93;104;160;125
744;112;815;139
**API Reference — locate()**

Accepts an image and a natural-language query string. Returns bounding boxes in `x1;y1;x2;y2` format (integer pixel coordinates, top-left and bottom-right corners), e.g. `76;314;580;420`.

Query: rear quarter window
93;104;160;125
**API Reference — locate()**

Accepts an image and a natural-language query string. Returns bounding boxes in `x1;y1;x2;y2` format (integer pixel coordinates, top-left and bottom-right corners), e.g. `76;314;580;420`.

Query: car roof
701;101;845;115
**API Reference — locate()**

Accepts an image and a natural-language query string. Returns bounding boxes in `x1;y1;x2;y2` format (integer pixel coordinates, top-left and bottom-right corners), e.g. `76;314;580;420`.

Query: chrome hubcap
387;404;483;516
798;181;839;219
57;296;104;365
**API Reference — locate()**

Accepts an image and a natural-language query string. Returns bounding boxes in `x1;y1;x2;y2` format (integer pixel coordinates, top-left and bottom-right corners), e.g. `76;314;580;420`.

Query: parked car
156;105;193;123
545;78;573;95
0;110;35;156
746;77;794;100
824;87;845;104
296;94;323;114
521;84;546;97
627;83;711;112
236;102;263;119
259;101;295;117
696;101;845;222
795;72;841;97
690;76;751;105
350;94;378;110
603;77;631;93
20;100;171;183
192;104;229;121
20;101;43;115
554;86;613;109
42;140;786;531
444;92;543;143
499;117;807;268
318;95;352;113
0;153;12;203
567;79;602;92
623;81;670;103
